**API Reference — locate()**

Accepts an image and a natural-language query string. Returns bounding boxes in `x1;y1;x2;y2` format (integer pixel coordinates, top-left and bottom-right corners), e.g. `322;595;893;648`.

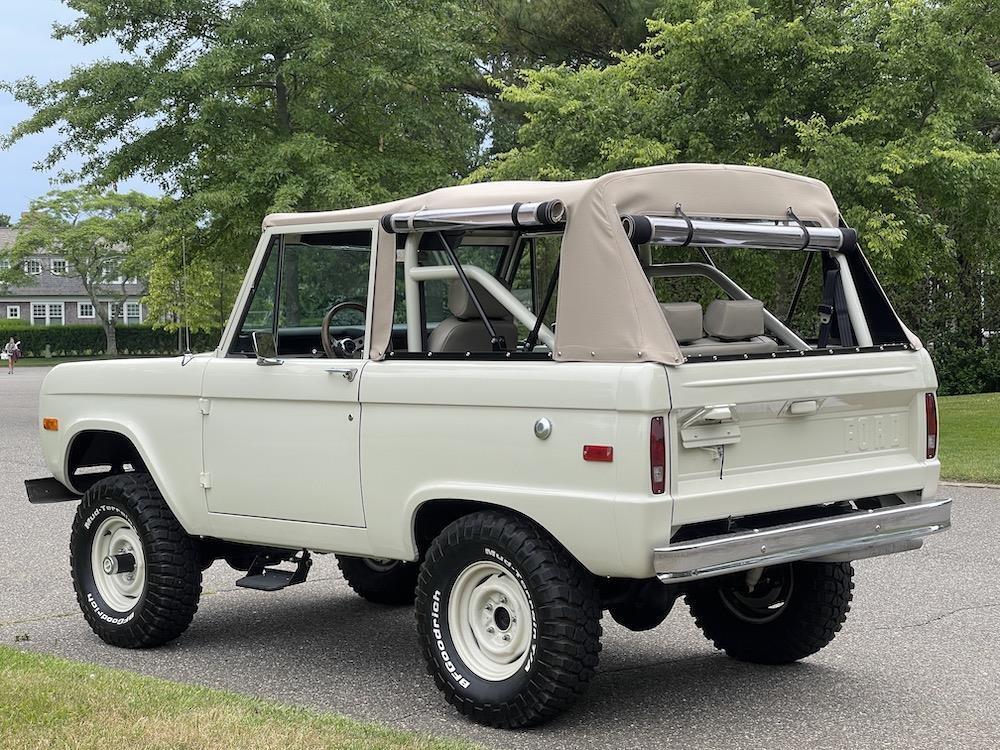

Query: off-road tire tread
415;511;602;728
335;555;419;605
70;473;202;648
686;561;854;664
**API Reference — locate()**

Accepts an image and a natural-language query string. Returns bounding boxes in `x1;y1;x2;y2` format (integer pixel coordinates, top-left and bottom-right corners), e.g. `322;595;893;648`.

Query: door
201;226;375;527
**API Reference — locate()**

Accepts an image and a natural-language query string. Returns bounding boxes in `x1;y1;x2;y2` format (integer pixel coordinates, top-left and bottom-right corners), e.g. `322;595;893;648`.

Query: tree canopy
4;0;1000;391
3;0;482;257
479;0;1000;392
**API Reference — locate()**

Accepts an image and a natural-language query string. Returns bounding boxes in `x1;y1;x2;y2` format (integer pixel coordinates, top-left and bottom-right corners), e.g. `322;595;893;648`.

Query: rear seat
661;299;780;356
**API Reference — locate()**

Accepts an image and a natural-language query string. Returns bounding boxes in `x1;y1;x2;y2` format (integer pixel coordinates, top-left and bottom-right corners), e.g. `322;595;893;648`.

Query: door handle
325;367;358;382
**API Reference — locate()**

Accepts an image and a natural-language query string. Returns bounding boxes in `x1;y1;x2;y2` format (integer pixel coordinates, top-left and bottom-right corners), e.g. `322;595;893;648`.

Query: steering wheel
321;301;367;359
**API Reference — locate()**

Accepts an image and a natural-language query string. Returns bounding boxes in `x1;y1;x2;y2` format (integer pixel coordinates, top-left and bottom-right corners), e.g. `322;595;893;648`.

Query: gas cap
533;417;553;440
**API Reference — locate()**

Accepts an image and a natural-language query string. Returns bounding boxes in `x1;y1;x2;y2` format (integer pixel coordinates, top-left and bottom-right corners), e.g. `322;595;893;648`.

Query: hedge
0;322;221;357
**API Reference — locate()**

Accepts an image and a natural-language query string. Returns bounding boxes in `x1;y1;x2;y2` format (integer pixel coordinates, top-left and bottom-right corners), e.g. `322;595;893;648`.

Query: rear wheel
415;511;602;728
70;474;203;648
686;561;853;664
336;555;418;605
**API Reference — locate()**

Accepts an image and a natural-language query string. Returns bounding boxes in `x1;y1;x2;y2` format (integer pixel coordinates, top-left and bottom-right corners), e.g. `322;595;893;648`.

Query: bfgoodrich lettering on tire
415;511;602;728
70;473;203;648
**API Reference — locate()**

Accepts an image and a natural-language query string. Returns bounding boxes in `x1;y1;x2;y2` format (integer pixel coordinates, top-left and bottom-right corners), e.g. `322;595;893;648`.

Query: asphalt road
2;366;998;749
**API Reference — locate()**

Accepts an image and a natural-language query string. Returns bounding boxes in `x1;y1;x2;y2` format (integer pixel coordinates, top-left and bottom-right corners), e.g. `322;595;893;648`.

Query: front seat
428;279;518;353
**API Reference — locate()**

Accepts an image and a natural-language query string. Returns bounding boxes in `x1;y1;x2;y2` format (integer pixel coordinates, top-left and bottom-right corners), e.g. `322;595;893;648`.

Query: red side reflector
583;445;614;462
42;418;59;431
650;416;666;494
925;392;938;459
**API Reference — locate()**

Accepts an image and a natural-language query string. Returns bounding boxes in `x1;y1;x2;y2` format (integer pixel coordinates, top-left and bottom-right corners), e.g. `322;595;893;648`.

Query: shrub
1;324;220;358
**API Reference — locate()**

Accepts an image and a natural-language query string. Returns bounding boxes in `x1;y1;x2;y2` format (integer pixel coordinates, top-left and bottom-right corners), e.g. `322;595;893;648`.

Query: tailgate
665;349;939;526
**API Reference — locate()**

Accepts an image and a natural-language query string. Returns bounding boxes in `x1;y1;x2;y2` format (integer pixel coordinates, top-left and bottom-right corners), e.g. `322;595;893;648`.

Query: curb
941;481;1000;490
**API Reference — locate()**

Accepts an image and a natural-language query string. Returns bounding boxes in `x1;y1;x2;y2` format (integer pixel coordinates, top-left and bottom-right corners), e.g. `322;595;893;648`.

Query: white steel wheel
89;515;146;613
448;560;533;681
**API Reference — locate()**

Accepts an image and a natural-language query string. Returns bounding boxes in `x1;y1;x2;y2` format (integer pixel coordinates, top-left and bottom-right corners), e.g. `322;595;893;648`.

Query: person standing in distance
4;337;19;374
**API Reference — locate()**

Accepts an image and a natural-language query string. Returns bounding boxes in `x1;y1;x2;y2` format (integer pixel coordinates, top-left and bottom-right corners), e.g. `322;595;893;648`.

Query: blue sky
0;1;157;221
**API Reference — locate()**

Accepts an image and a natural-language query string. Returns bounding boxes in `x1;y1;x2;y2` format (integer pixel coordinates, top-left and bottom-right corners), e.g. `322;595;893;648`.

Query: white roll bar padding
831;252;874;347
622;214;856;253
408;265;556;350
383;200;566;234
648;263;809;350
403;233;424;353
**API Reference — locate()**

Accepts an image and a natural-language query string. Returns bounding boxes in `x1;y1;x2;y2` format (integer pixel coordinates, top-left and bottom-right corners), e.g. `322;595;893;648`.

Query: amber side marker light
42;418;59;431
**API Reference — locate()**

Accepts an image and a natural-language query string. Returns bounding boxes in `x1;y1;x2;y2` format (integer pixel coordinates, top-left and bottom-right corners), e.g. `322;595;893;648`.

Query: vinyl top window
78;302;95;319
51;259;68;275
25;259;42;275
6;306;20;319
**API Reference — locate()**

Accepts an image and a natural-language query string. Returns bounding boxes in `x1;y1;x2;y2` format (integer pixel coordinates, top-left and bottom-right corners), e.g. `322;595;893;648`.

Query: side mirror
252;331;282;366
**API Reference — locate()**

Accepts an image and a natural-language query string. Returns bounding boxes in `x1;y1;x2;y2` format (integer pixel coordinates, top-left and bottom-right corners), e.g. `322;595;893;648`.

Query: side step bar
236;551;312;591
654;498;951;583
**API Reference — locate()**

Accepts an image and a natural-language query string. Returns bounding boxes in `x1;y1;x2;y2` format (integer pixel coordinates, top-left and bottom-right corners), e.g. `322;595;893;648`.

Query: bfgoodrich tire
415;511;602;728
686;561;854;664
336;555;418;605
70;473;203;648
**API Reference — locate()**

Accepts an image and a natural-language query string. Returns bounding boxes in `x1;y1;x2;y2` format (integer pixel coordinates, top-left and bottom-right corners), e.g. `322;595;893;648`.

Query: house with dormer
0;226;148;326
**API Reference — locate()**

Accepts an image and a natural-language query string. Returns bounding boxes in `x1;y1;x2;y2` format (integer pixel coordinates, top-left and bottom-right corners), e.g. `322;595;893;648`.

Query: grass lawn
938;392;1000;485
0;646;478;750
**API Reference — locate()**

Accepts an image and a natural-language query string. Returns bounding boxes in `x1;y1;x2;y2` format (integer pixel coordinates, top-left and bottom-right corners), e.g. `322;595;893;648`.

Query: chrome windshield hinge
199;472;212;489
198;398;211;416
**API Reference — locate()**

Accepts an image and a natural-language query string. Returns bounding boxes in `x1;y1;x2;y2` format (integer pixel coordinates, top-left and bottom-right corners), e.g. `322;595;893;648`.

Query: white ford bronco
27;164;951;728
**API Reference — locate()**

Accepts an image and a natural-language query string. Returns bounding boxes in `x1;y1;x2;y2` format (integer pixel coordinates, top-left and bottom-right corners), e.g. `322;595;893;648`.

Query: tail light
925;393;938;459
650;416;666;494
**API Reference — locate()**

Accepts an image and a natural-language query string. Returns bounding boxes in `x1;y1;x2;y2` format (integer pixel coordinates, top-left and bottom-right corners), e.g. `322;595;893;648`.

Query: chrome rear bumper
654;498;951;583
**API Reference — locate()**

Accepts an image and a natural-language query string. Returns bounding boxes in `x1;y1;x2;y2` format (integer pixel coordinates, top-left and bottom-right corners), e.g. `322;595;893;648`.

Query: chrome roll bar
382;200;566;234
622;214;857;253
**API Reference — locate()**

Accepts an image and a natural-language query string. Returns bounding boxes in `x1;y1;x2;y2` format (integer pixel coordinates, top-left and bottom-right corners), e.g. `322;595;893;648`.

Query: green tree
0;214;11;228
481;0;1000;393
471;1;661;156
2;188;157;356
2;0;482;286
482;0;660;67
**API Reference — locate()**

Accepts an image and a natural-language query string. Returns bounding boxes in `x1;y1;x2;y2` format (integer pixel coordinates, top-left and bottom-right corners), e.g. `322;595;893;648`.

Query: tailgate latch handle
787;399;820;416
682;405;735;429
680;405;741;452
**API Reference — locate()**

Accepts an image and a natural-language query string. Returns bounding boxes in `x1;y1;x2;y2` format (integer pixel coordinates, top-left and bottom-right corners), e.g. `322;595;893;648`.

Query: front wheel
415;511;602;728
70;474;203;648
686;561;854;664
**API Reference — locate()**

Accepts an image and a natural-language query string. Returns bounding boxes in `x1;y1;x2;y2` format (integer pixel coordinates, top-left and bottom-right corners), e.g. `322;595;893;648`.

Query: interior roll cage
376;202;891;360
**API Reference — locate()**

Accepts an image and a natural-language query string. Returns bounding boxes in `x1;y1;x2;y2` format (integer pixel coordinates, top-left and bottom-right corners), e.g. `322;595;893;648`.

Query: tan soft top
263;164;855;364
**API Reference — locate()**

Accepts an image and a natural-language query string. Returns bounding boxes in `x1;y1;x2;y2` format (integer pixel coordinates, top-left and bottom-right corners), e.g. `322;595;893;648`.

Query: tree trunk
82;279;118;357
103;319;118;357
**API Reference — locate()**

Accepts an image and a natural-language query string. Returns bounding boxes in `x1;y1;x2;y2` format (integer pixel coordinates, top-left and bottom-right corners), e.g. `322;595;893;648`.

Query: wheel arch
66;428;147;493
61;420;202;535
411;498;592;573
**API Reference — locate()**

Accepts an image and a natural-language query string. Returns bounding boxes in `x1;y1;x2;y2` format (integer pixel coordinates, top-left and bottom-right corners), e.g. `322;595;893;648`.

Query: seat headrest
660;302;703;344
704;299;766;341
448;279;510;320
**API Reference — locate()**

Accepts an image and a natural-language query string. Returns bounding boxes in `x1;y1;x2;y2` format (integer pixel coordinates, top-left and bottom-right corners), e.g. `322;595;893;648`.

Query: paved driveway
2;366;998;749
